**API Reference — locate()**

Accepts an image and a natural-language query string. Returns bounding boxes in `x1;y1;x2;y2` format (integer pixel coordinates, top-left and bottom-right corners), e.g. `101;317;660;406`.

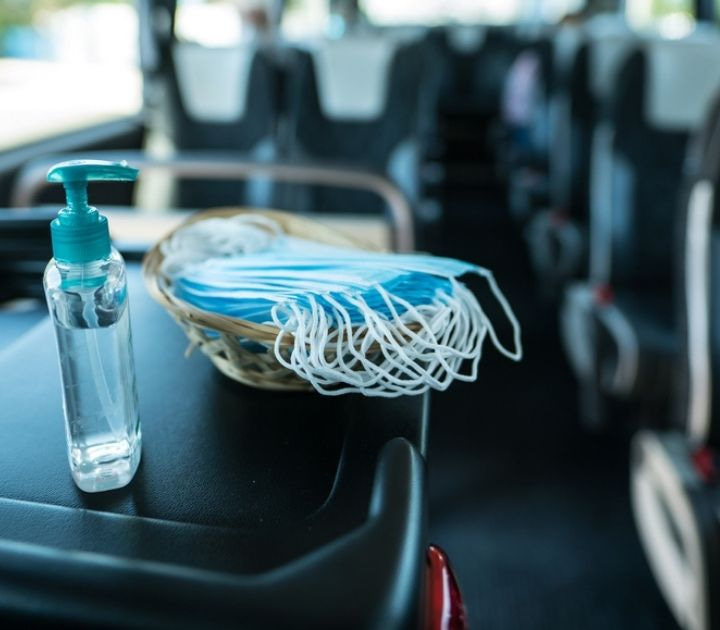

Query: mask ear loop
345;289;452;395
404;288;481;389
285;290;425;397
161;215;283;279
378;280;494;389
410;293;474;388
372;284;476;388
308;296;376;391
323;293;405;392
441;286;487;383
273;281;496;397
375;284;475;360
354;291;453;393
274;294;383;395
343;292;431;386
469;269;523;361
341;288;472;395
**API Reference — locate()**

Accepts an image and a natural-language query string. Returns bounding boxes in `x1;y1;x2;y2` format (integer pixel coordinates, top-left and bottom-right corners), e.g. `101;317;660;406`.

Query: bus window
360;0;524;26
281;0;328;41
0;1;141;152
625;0;695;36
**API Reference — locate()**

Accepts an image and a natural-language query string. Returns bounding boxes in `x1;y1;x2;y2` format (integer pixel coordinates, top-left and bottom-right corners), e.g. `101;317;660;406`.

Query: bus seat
561;31;720;429
281;36;428;221
139;0;280;212
418;25;521;205
630;431;720;630
676;91;720;447
565;16;634;226
629;95;720;630
161;42;278;208
501;28;560;224
526;18;636;292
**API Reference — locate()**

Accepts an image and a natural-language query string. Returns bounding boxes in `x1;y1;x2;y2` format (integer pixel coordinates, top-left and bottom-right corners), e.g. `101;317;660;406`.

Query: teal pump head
47;159;139;264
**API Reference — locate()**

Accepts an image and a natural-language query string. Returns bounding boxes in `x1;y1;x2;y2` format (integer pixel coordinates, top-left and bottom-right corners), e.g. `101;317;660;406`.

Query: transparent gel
44;248;141;492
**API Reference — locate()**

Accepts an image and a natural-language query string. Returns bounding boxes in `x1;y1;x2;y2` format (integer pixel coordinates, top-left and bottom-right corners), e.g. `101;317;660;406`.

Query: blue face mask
174;265;454;324
161;216;522;397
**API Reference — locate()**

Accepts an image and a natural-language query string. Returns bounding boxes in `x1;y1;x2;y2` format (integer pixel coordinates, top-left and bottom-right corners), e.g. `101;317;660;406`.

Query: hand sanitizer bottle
43;159;142;493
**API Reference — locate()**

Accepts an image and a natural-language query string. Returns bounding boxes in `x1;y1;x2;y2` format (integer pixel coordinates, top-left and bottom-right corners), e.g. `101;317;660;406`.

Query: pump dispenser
43;160;142;492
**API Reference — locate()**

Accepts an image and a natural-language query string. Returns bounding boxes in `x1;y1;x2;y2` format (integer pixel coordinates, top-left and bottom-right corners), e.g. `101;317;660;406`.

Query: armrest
0;264;429;627
0;438;427;630
11;150;415;252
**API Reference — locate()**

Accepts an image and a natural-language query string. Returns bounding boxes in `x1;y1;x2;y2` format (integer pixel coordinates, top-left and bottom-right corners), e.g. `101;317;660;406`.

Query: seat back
500;28;554;166
677;92;720;445
168;43;276;146
552;17;636;220
590;31;720;293
162;43;278;208
444;25;520;110
282;35;427;215
140;0;279;209
547;25;583;212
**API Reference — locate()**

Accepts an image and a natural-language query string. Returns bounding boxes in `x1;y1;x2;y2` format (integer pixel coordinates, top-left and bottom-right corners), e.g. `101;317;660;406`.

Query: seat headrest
645;34;720;132
447;25;487;54
583;14;632;39
311;36;399;121
553;25;583;74
587;32;637;100
172;43;255;122
380;25;426;44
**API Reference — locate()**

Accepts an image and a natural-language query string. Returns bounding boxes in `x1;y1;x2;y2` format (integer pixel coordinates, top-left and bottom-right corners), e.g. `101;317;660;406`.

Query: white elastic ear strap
472;268;523;361
161;215;281;277
270;269;522;397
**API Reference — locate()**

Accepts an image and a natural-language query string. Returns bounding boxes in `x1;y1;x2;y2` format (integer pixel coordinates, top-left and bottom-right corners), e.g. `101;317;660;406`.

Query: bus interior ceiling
3;0;719;628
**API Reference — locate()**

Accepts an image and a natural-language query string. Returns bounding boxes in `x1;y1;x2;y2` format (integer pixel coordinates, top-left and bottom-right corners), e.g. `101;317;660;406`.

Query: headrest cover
553;25;582;74
312;37;398;121
173;43;254;122
583;13;631;39
645;34;720;131
447;25;487;54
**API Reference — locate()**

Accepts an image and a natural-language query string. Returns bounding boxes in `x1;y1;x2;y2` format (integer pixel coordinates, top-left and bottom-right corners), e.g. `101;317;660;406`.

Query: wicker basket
142;207;381;391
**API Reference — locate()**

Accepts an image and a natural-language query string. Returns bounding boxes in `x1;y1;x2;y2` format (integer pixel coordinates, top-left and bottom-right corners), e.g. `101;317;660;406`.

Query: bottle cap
47;159;138;264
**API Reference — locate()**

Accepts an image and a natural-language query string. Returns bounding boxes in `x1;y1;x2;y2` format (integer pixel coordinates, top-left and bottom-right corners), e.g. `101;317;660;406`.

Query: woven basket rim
142;207;381;346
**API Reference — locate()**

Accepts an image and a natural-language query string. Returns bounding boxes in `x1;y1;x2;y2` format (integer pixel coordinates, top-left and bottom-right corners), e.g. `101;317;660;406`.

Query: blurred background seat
561;29;720;431
524;14;636;295
630;95;720;630
140;0;280;209
279;34;427;220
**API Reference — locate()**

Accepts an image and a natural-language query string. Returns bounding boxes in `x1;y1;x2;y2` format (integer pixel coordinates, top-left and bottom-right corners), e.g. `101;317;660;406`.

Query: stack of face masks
160;215;522;397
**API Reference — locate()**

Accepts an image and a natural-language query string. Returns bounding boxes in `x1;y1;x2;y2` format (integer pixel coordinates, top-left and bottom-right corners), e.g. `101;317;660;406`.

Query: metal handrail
10;150;415;252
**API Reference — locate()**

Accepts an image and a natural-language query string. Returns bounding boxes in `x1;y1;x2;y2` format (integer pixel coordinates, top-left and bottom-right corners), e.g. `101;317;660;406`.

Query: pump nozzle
47;159;139;264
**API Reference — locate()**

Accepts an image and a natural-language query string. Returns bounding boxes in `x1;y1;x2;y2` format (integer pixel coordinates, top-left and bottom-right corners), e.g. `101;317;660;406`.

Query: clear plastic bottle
44;249;141;492
42;159;141;492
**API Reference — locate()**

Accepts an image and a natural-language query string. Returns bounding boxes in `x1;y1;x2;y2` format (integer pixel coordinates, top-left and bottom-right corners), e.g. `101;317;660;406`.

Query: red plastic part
593;283;614;306
692;446;718;483
425;545;468;630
